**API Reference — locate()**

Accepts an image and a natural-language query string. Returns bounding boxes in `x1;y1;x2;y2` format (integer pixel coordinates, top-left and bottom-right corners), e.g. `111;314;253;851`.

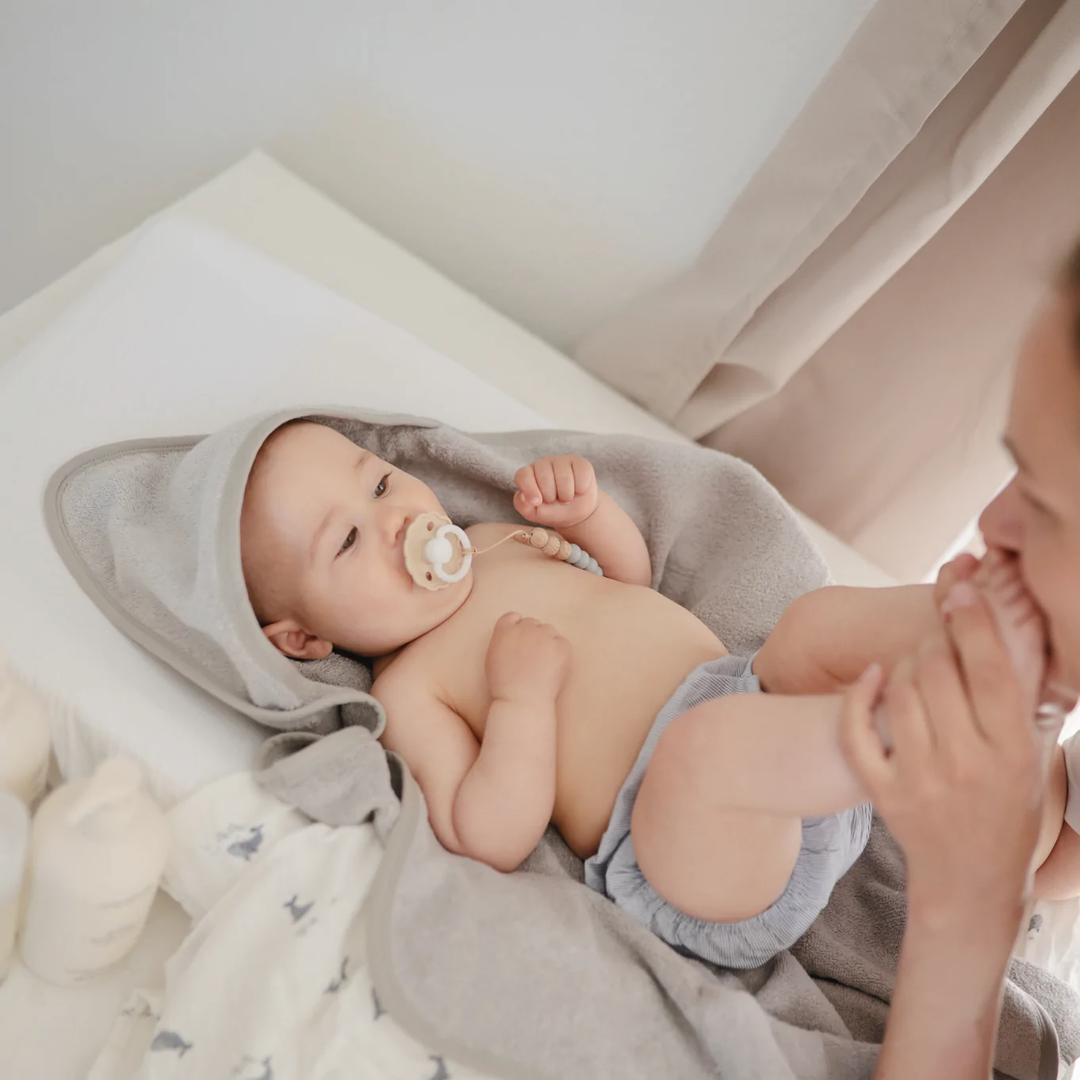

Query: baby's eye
374;473;391;498
339;527;358;554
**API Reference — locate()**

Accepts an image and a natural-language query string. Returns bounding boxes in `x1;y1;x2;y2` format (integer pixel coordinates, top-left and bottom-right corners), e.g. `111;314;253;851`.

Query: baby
240;419;1075;969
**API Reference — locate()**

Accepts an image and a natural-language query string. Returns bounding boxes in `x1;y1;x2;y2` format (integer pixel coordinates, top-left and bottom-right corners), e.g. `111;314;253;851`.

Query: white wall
0;0;876;348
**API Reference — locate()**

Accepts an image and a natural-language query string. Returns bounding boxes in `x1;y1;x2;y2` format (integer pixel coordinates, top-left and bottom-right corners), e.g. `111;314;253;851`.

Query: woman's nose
978;479;1022;553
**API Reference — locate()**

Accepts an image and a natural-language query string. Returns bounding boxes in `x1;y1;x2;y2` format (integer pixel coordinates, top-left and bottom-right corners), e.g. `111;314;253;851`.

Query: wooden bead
543;535;562;556
557;539;572;561
529;528;548;549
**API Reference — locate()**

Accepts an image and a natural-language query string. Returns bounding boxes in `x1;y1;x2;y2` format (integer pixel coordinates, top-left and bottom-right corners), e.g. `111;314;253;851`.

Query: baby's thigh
630;743;802;924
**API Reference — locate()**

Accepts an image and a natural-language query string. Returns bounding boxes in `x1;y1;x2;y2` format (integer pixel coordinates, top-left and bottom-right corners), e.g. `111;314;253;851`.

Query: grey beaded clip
517;528;603;576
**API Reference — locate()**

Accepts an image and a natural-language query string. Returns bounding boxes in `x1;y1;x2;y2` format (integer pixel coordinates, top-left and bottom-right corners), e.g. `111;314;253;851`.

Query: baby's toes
986;564;1035;623
977;560;1047;709
972;548;1004;589
934;553;979;607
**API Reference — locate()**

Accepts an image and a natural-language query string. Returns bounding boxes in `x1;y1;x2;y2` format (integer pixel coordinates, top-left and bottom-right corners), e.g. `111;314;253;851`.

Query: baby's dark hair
241;418;316;626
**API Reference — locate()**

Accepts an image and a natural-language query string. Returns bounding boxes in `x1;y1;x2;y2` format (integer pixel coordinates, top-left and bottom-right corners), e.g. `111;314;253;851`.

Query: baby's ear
262;620;334;661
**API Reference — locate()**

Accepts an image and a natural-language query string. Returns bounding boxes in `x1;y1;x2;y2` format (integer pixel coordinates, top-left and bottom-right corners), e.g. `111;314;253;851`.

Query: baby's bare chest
401;524;727;732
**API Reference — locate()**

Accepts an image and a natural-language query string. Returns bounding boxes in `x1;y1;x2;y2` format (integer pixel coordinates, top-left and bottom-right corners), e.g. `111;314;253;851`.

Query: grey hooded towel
45;405;1080;1080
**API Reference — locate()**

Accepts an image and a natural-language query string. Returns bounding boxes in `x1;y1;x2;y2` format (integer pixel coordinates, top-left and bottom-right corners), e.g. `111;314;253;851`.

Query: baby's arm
376;613;569;873
754;584;939;695
514;455;652;586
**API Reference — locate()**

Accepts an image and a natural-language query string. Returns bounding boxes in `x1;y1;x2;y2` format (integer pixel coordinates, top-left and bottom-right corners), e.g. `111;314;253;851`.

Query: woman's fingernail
860;663;881;683
941;582;979;614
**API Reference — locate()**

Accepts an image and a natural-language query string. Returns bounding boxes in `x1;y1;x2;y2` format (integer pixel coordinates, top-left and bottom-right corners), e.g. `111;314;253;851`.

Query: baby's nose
383;507;408;545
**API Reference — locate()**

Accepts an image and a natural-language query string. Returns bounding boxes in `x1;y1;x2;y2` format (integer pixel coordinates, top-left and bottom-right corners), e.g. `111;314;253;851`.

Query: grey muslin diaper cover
583;653;873;970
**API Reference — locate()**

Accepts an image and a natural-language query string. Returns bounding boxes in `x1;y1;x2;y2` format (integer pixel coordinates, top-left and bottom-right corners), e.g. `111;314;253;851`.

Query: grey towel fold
793;814;1080;1080
46;405;1079;1080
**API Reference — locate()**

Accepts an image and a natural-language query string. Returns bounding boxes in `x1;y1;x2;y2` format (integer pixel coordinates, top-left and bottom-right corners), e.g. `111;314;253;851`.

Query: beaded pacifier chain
403;512;603;591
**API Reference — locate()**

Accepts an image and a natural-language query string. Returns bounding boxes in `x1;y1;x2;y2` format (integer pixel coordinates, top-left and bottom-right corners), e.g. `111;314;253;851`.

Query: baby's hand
486;613;571;705
514;455;599;530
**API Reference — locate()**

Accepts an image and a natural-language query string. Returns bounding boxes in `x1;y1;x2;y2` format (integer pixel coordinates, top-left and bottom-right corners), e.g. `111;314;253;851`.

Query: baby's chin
358;592;471;657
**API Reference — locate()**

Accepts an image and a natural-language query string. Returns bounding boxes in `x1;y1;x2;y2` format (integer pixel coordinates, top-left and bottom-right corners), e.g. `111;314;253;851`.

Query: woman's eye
1022;488;1046;512
339;527;358;554
374;473;391;498
1022;489;1055;521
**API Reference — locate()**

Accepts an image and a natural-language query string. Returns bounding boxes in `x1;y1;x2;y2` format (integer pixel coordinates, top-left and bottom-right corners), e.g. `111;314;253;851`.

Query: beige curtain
575;0;1080;581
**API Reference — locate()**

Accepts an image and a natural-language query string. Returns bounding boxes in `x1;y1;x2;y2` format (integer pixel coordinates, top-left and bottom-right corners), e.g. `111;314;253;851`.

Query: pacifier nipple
404;512;473;590
423;534;455;568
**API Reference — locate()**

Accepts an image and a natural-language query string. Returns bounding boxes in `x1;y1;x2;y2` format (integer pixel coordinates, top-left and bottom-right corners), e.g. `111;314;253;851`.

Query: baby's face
241;422;469;659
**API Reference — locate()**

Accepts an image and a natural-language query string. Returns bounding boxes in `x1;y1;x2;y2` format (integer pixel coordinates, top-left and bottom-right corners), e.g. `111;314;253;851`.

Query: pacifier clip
403;512;603;591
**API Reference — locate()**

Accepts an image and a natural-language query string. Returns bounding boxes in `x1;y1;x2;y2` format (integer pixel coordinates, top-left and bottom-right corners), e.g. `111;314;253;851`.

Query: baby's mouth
397;517;417;578
402;513;471;590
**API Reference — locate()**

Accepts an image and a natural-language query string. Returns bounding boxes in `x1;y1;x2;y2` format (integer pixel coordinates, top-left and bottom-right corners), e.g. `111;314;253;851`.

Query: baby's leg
631;690;864;923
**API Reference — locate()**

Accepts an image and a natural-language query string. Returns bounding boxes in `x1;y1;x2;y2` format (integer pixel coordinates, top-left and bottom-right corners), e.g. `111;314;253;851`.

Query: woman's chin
1043;649;1080;710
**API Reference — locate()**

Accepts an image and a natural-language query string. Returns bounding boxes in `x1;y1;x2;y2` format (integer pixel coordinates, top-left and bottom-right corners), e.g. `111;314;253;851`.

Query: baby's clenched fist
513;455;599;530
486;612;571;705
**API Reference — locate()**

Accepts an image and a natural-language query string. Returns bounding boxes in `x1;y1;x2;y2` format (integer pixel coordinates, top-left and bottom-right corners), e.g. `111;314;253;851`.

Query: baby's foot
873;553;1045;754
933;552;979;609
969;550;1047;717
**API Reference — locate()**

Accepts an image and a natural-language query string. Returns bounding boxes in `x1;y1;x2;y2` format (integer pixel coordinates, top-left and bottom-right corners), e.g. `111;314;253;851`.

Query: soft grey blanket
46;406;1079;1080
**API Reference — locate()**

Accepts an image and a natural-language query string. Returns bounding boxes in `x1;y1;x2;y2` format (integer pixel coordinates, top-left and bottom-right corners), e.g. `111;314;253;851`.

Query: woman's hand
840;583;1059;924
845;579;1067;1080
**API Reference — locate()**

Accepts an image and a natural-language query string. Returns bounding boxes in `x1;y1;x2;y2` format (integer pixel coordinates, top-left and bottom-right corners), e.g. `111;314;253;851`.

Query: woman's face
980;292;1080;692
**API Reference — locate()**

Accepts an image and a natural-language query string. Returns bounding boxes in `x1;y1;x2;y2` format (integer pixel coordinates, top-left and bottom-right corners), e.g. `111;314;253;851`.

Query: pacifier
404;512;473;590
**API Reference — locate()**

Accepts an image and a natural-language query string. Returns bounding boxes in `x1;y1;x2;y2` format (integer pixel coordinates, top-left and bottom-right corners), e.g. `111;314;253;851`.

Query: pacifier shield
404;512;469;590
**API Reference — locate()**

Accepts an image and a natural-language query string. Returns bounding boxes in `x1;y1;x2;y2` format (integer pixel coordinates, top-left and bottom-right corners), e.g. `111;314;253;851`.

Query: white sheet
0;218;556;808
89;774;495;1080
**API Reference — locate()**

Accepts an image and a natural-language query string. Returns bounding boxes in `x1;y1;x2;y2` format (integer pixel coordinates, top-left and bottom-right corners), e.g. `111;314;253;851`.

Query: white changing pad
0;219;555;808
